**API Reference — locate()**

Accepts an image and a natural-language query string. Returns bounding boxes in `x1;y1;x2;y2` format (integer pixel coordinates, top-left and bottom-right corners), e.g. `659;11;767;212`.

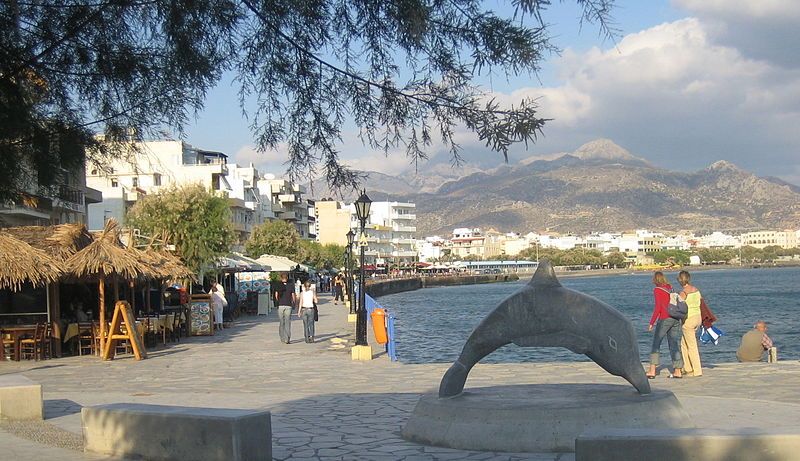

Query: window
110;178;119;188
153;174;161;186
132;177;138;187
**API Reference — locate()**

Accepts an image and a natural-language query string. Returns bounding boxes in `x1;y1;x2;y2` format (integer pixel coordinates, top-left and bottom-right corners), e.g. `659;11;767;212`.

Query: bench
576;427;800;461
82;403;271;461
0;374;43;420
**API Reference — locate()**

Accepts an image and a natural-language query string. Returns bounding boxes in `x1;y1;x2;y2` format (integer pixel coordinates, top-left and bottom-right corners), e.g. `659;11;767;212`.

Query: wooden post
129;280;135;311
99;275;106;354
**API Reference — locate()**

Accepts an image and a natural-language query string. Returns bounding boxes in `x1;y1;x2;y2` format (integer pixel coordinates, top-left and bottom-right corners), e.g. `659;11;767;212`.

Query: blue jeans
650;317;684;368
301;308;315;341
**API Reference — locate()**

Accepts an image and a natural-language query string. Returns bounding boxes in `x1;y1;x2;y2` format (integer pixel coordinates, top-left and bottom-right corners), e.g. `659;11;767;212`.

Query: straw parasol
64;219;144;353
0;233;64;291
1;223;93;262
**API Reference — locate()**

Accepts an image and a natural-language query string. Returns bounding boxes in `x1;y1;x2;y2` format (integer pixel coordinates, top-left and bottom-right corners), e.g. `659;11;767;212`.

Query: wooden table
0;325;37;361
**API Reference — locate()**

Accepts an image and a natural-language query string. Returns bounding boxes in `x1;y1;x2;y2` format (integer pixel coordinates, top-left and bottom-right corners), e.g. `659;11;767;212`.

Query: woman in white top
297;280;318;343
210;285;227;331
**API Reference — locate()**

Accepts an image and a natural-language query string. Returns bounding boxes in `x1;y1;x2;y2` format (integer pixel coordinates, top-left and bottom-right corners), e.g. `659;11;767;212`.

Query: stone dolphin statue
439;260;651;397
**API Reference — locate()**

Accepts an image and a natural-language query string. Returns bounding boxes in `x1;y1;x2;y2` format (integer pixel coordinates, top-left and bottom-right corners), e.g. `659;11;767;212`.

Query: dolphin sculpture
439;260;651;397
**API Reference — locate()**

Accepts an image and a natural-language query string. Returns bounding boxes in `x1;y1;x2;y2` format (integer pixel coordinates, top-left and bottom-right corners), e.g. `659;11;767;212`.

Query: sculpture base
402;383;692;453
350;345;373;361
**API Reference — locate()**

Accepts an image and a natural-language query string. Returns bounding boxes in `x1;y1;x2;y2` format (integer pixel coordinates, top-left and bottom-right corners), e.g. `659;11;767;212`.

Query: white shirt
300;289;315;308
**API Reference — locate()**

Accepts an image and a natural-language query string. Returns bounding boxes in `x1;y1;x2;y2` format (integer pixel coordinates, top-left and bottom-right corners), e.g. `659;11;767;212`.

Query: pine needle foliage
1;0;615;199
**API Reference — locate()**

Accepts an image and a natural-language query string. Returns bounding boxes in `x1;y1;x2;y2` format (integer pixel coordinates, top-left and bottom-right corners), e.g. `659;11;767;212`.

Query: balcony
277;210;298;220
391;213;416;220
392;250;417;258
278;194;300;203
393;226;416;233
391;238;415;245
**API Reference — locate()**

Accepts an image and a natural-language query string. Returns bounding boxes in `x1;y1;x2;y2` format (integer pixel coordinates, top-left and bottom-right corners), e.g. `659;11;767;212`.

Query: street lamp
354;190;372;350
346;229;355;314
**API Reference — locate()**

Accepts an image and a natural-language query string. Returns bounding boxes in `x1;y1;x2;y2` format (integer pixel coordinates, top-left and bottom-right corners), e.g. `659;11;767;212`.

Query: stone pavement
2;293;800;460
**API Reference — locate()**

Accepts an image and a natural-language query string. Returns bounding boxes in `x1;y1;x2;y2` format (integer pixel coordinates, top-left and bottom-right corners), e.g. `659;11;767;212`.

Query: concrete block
347;313;357;323
576;427;800;461
351;345;373;361
0;374;43;420
82;403;271;461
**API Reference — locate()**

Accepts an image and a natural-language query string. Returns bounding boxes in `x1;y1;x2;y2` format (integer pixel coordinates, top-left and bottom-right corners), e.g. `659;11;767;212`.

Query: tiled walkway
2;293;800;460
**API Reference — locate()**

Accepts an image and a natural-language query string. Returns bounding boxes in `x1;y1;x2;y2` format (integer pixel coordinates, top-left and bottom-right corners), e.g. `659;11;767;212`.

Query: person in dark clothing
274;274;296;344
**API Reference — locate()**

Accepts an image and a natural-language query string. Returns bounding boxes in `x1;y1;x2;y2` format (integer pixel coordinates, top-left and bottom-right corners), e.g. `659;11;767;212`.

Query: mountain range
306;139;800;236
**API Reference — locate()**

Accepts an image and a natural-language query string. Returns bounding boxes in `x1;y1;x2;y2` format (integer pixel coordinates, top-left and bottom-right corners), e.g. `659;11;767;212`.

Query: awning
254;254;299;272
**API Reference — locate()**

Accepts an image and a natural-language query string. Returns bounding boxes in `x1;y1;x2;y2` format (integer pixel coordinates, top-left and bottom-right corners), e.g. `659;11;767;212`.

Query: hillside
305;139;800;236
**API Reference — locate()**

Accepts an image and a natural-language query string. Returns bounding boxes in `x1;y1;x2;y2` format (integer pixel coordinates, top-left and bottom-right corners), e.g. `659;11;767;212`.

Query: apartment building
0;165;102;227
86;140;259;243
741;230;798;249
315;200;352;246
257;176;315;239
357;201;417;266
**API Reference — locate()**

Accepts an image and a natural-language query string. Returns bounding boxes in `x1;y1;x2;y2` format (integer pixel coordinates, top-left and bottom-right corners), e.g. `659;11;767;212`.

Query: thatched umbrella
0;233;64;291
1;223;93;262
64;219;143;353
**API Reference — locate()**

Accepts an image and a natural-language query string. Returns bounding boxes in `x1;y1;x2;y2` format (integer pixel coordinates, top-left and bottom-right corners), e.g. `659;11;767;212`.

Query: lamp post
354;190;372;351
346;229;355;314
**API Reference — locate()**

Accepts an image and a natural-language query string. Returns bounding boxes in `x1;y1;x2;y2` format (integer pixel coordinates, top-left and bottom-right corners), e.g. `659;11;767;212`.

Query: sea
376;266;800;364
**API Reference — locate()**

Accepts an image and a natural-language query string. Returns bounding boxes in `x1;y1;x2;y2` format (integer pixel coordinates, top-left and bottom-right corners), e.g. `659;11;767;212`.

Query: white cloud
674;0;800;68
460;16;800;183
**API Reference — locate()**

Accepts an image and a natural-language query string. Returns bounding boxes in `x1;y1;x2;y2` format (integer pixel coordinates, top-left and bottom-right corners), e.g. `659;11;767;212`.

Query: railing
364;294;398;361
58;185;84;205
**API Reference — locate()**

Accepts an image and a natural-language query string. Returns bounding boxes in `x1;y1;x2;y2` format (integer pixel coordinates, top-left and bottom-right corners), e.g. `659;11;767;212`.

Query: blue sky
183;1;800;184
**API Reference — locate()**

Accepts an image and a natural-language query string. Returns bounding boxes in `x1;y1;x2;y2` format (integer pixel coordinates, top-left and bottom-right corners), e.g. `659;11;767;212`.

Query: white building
86;140;314;247
416;236;445;262
0;165;101;227
694;232;740;249
740;230;798;249
356;201;417;266
87;140;242;232
257;176;315;239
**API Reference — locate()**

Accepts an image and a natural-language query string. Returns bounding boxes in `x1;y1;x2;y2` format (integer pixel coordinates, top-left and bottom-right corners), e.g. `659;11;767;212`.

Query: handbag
667;292;688;320
313;302;319;322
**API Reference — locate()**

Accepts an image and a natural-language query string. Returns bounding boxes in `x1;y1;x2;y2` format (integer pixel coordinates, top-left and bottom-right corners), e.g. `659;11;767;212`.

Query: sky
184;0;800;185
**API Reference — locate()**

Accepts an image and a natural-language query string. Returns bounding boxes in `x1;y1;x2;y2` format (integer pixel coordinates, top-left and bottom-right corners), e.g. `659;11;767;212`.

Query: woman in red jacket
645;272;684;379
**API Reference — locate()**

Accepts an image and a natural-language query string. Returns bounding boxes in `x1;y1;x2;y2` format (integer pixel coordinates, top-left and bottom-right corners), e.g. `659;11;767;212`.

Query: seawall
366;274;520;298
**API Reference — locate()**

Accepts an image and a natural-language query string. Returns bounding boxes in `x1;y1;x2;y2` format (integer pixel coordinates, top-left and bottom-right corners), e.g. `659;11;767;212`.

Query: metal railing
364;294;398;362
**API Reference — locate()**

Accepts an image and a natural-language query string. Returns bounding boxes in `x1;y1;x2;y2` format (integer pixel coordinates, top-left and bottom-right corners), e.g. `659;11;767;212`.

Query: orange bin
371;308;388;344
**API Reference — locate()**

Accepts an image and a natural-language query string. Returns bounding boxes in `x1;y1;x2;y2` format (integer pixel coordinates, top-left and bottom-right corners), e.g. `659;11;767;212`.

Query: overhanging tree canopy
1;0;615;200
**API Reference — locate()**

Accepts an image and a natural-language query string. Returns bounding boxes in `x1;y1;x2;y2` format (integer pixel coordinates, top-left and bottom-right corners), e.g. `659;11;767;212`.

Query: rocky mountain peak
706;160;741;172
573;138;639;161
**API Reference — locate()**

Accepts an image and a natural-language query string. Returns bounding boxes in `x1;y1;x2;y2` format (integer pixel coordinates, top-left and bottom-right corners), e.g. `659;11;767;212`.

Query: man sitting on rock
736;320;776;362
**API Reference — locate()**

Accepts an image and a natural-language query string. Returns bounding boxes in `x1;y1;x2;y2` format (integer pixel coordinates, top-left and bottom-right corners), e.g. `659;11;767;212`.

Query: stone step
576;427;800;461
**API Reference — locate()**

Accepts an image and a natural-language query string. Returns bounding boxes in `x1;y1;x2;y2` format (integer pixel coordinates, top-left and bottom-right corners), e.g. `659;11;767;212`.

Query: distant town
3;138;799;271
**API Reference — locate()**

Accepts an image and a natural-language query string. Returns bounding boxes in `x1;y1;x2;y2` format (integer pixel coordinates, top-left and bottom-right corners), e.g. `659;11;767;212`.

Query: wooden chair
77;322;95;356
1;329;16;361
92;322;106;356
19;323;43;360
170;313;182;342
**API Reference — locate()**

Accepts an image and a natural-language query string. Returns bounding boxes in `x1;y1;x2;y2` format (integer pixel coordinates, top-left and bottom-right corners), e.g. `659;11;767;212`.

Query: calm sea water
377;267;800;364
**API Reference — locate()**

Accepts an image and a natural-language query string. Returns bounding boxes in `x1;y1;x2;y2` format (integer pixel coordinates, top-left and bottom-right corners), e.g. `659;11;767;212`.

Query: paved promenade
2;292;800;460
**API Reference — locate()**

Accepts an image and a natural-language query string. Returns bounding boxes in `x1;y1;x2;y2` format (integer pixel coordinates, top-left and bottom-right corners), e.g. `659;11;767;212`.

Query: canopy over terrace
0;233;64;292
254;254;299;273
64;219;154;352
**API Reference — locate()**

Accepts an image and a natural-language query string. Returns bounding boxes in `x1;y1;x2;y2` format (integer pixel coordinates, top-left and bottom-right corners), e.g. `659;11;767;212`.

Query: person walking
646;272;683;379
333;274;344;305
210;285;227;331
275;274;296;344
678;270;703;377
298;280;318;343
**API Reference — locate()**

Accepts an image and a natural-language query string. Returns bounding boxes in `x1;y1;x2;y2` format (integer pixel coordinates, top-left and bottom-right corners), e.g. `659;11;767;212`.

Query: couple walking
646;270;703;379
274;274;318;344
